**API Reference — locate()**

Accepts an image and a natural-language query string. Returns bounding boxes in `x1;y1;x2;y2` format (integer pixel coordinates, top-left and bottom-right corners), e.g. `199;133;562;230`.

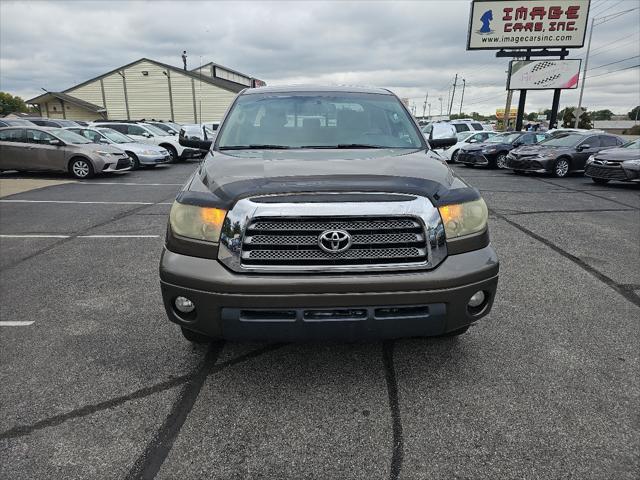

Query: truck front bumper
160;245;499;341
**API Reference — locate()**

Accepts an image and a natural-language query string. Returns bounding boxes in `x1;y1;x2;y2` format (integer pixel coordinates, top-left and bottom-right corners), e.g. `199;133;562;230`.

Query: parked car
162;85;498;343
29;119;81;128
458;131;548;169
66;126;172;169
91;121;200;162
73;120;90;127
146;121;181;136
0;126;131;178
505;132;624;177
584;138;640;184
0;119;37;127
443;130;498;162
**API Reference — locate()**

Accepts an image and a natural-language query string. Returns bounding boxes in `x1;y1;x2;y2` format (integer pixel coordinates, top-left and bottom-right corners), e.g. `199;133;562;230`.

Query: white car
90;121;201;162
443;130;498;162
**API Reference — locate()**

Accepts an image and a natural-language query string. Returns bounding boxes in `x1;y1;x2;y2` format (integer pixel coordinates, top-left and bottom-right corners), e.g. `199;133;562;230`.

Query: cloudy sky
1;0;639;115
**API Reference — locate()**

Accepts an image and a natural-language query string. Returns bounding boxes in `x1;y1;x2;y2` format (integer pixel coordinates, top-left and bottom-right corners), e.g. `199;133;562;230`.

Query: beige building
26;58;263;123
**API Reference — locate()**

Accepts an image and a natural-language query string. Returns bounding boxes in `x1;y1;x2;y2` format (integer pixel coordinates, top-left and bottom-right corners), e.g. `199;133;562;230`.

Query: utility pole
439;97;443;116
446;86;451;116
459;78;466;116
422;92;428;119
428;103;431;118
449;73;458;116
575;17;595;128
504;90;514;131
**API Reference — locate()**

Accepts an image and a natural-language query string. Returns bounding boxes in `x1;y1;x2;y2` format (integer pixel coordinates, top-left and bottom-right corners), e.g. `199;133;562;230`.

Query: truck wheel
591;177;610;185
180;327;211;344
69;157;94;179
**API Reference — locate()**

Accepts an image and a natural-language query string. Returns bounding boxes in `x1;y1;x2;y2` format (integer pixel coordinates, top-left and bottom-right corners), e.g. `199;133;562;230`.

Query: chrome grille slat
248;218;419;231
245;232;424;247
243;247;426;261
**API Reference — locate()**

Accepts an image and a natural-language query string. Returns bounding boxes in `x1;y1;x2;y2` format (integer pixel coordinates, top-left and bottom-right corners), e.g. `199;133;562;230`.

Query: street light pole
575;17;595;128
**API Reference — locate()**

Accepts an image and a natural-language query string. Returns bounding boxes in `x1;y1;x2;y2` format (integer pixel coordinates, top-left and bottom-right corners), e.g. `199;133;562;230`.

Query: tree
525;112;538;121
591;109;614;121
0;92;29;116
561;106;593;129
629;106;640;121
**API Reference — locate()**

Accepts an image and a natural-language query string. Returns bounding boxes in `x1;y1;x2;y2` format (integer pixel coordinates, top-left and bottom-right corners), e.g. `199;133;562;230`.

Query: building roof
26;57;251;105
192;61;265;84
241;85;393;95
25;91;106;112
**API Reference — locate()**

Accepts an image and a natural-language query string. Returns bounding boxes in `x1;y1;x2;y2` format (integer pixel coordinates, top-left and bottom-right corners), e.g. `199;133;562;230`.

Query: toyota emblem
318;229;352;254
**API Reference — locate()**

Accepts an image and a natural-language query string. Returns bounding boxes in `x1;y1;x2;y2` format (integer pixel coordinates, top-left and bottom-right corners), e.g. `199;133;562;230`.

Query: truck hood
178;148;481;208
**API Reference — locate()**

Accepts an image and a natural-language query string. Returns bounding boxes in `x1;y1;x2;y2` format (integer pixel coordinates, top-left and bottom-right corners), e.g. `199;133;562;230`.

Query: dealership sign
467;0;591;50
507;59;581;89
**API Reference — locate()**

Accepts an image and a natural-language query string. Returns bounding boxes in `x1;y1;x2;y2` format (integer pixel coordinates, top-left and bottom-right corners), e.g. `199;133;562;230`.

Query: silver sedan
66;127;172;169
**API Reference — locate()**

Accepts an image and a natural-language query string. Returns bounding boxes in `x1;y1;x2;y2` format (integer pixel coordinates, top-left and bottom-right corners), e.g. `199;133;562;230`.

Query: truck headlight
438;198;488;239
169;202;227;243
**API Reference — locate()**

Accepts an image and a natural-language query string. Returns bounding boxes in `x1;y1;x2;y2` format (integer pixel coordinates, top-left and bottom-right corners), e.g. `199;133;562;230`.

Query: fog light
175;296;195;313
468;290;485;308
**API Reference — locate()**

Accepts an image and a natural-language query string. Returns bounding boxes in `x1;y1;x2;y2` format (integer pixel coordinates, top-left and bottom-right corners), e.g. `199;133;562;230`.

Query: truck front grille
241;216;428;268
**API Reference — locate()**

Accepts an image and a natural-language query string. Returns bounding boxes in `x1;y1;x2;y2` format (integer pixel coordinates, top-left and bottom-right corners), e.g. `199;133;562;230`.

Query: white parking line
0;200;172;205
0;234;160;239
0;321;35;327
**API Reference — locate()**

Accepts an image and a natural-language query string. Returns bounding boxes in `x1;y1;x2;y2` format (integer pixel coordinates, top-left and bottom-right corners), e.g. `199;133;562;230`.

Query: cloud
1;0;638;115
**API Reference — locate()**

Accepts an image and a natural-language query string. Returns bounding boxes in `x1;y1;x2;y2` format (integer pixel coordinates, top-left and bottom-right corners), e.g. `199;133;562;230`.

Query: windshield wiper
298;144;386;149
219;144;291;150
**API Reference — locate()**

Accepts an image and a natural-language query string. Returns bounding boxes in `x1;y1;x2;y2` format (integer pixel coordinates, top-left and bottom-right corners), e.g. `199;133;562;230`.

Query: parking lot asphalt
0;160;638;479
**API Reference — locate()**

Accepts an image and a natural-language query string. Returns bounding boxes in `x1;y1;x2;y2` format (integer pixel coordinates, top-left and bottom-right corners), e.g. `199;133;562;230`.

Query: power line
591;0;624;17
589;37;640;59
589;55;640;70
590;31;639;54
587;64;639;79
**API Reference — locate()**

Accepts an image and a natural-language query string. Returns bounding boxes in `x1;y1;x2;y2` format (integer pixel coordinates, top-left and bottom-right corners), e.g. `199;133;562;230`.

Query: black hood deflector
176;150;481;208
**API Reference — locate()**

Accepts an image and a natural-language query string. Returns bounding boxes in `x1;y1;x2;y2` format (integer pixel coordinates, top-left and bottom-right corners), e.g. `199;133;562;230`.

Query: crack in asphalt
125;341;226;480
491;208;640;308
382;341;404;480
0;343;287;441
0;193;176;273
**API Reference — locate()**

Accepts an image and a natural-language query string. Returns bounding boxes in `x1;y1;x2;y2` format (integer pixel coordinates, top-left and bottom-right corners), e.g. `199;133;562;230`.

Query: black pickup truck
160;86;499;342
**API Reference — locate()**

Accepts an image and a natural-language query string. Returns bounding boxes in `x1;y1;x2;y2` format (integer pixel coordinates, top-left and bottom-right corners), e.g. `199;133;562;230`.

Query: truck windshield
217;92;424;149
